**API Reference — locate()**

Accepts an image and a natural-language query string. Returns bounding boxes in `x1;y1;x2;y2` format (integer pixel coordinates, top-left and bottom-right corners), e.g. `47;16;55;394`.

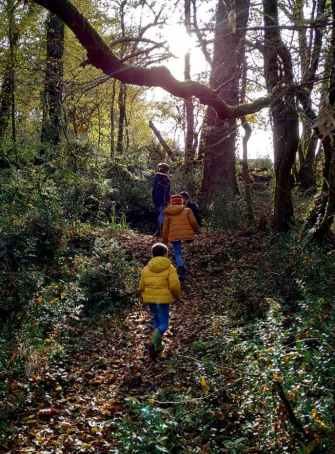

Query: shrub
209;191;248;230
75;236;141;312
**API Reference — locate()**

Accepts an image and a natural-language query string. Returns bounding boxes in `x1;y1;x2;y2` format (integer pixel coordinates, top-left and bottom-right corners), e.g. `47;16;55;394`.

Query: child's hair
152;242;168;257
157;162;170;174
180;191;189;200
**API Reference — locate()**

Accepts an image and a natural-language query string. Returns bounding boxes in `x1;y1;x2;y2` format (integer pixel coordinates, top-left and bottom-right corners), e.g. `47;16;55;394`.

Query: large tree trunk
310;0;335;239
295;0;326;190
201;0;249;203
263;0;299;231
297;123;318;189
40;12;65;148
0;0;19;144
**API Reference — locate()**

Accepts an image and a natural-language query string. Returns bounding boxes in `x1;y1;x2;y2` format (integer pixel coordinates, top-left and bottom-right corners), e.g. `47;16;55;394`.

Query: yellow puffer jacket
162;205;198;243
139;256;181;304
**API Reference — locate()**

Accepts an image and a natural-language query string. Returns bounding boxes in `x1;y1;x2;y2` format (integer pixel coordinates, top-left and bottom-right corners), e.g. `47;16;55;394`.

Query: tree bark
116;83;127;154
263;0;299;231
201;0;249;203
110;79;116;158
309;1;335;239
40;12;65;148
184;0;195;169
295;0;326;190
0;0;19;143
242;117;255;223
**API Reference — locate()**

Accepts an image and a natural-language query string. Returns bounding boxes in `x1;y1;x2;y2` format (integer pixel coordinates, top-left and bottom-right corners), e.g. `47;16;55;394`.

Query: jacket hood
148;256;171;273
164;205;185;215
155;173;169;181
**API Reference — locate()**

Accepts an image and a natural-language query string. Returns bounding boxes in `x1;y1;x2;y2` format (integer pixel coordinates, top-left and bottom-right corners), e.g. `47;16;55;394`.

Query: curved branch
32;0;274;120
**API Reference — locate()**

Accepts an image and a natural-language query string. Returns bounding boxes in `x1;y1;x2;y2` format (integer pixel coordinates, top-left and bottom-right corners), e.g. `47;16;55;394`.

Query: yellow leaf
314;418;329;429
45;338;51;343
199;375;210;395
55;385;62;391
60;290;67;299
245;113;256;123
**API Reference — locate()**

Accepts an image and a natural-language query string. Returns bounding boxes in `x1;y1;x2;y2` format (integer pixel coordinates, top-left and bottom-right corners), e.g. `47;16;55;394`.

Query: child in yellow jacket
139;242;181;359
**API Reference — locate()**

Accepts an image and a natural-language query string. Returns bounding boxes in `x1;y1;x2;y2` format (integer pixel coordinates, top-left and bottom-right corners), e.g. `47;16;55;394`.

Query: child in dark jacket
140;242;181;359
180;191;202;226
152;163;170;236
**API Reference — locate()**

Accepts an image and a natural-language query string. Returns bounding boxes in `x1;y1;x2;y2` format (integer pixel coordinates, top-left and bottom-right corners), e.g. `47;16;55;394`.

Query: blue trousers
149;304;170;335
158;205;165;224
172;240;183;267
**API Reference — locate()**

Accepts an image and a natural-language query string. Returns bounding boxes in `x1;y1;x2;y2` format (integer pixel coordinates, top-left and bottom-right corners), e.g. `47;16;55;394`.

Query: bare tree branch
32;0;275;121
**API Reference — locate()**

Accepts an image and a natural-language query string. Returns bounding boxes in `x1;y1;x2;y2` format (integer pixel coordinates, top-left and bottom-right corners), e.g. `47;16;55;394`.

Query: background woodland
1;0;335;453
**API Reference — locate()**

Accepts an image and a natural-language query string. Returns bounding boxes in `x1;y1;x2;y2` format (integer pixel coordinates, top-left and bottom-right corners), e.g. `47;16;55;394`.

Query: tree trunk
263;0;299;231
0;0;19;143
201;0;249;203
110;79;116;158
242;118;255;223
308;1;335;239
312;139;335;240
295;0;326;191
149;120;175;161
297;124;318;190
40;12;65;148
184;0;195;169
116;83;127;154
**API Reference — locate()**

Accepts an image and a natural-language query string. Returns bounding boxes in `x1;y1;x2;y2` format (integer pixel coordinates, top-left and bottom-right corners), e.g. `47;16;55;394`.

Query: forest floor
0;228;312;454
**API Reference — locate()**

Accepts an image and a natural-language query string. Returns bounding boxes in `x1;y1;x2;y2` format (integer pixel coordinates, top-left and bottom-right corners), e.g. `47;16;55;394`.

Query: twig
272;380;315;443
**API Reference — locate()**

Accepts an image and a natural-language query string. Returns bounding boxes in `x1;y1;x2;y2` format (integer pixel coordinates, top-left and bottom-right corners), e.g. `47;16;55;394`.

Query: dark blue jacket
152;172;170;207
186;201;201;226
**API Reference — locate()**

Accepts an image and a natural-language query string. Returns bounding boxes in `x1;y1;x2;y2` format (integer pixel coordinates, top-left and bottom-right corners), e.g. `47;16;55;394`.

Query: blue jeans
158;205;165;224
172;241;183;267
149;304;170;335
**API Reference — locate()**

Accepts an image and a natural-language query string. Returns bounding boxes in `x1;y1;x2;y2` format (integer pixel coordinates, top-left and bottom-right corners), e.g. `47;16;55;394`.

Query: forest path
3;231;253;454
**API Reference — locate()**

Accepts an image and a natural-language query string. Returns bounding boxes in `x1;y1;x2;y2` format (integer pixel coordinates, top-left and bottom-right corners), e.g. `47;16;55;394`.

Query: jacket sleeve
162;215;170;244
188;209;199;232
165;178;171;205
191;202;201;226
169;266;181;299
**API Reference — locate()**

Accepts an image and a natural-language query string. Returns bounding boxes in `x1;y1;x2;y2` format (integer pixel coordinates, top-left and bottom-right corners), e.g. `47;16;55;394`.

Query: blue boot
178;266;185;281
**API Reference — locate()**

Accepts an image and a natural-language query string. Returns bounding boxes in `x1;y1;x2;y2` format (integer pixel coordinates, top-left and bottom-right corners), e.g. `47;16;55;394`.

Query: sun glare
163;24;198;60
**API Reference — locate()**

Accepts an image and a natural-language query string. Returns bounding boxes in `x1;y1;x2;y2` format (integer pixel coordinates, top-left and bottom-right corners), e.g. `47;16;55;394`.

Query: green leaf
154;446;170;453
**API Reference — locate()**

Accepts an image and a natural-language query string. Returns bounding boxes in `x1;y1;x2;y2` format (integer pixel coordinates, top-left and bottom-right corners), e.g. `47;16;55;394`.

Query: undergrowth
107;229;335;454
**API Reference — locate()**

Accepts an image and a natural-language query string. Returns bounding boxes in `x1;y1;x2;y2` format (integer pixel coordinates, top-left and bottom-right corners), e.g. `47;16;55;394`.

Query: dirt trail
3;233;218;454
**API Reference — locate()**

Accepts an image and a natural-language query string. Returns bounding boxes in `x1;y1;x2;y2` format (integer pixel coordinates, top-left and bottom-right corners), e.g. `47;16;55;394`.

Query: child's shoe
178;266;186;281
147;341;157;360
148;328;163;359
